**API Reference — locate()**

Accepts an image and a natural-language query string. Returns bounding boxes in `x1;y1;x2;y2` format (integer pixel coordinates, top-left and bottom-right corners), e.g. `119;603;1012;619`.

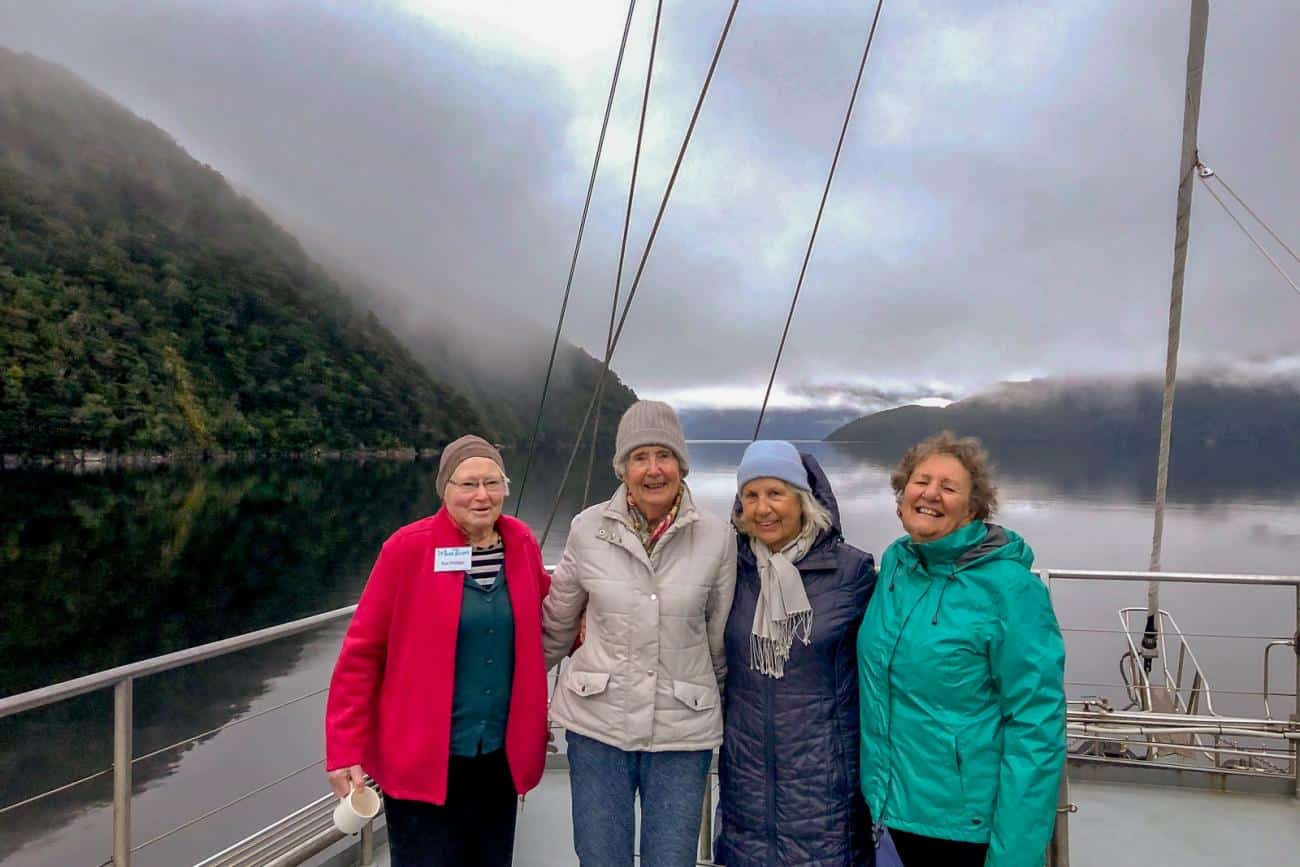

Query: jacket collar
736;527;841;572
598;483;699;572
602;482;701;533
902;520;989;569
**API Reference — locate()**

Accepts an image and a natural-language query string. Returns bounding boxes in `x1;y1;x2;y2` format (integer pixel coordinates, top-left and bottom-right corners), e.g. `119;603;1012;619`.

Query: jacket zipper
875;569;933;843
764;671;778;859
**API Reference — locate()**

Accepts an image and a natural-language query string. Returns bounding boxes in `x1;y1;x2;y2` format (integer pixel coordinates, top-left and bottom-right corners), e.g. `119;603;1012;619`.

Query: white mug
332;785;382;835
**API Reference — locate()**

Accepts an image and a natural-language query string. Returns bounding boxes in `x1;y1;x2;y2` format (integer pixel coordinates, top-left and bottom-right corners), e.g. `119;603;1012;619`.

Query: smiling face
898;453;977;543
444;456;506;541
624;445;682;523
740;477;805;551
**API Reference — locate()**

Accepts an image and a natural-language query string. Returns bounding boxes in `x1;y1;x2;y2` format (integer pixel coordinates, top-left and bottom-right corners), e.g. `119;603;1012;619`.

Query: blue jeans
566;730;712;867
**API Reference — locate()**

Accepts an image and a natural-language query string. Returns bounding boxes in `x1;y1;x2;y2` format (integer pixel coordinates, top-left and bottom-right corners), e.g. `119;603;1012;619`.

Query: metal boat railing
1;569;1297;866
0;605;360;867
1040;569;1300;794
1116;607;1216;717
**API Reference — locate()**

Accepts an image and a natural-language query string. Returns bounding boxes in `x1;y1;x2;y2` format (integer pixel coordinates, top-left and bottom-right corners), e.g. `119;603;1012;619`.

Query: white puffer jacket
543;485;736;752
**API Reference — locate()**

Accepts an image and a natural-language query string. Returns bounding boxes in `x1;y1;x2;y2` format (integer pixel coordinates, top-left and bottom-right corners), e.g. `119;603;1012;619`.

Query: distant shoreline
0;440;589;472
0;448;442;472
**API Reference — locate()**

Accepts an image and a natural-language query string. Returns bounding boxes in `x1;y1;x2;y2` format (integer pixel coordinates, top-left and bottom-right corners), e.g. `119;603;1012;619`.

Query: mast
1144;0;1209;673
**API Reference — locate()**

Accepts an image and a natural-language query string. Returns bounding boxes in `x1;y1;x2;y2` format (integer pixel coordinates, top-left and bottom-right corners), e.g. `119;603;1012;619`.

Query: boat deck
1067;780;1300;865
352;775;1300;866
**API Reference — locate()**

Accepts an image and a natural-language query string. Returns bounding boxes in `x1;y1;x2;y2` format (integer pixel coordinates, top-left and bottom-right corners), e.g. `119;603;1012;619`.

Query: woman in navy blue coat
716;441;877;866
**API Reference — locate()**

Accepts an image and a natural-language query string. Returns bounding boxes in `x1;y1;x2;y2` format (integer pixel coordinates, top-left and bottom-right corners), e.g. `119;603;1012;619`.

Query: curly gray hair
890;430;998;520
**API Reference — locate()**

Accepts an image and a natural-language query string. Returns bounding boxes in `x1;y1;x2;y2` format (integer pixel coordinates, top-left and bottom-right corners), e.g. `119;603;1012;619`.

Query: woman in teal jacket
857;431;1065;867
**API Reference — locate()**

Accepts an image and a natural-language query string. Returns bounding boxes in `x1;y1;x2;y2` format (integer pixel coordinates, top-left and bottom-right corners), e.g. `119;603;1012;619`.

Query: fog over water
2;443;1296;866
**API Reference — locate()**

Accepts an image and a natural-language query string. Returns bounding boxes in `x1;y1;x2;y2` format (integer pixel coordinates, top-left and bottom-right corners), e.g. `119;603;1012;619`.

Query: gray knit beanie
613;400;690;478
436;434;506;495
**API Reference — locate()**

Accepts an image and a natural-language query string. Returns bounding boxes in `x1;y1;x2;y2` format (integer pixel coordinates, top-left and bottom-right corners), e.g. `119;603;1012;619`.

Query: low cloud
3;0;1298;400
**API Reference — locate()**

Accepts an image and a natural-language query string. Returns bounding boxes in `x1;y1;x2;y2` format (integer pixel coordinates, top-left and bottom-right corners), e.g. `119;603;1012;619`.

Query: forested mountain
827;376;1300;453
0;47;635;456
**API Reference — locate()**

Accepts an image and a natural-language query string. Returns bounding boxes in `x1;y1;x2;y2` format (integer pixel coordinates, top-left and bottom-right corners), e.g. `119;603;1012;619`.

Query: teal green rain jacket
857;521;1065;866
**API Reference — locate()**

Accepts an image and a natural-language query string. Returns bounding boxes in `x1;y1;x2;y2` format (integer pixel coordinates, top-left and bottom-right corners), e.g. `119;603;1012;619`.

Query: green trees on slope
0;48;485;453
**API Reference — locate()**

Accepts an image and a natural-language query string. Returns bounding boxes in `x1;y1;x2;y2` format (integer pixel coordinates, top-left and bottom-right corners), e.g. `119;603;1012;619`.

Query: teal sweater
449;563;515;757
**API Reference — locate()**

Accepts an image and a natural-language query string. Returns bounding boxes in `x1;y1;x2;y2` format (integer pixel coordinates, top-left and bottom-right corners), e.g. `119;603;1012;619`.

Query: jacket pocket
953;734;967;808
671;679;718;712
564;670;611;697
955;727;998;830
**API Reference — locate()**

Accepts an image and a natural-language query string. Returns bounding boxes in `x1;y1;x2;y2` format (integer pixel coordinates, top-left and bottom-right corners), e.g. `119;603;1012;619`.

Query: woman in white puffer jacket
543;400;735;867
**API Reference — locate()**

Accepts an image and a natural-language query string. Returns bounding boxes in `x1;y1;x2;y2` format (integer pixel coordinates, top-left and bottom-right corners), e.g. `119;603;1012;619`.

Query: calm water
1;441;1298;865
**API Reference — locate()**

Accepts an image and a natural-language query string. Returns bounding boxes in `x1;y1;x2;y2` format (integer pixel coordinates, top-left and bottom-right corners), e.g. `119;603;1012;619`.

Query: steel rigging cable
753;0;886;440
513;0;639;515
1196;162;1300;297
539;0;743;549
583;0;665;509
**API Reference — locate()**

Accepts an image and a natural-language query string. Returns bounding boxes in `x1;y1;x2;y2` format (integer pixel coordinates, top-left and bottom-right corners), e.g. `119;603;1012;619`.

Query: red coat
325;508;551;804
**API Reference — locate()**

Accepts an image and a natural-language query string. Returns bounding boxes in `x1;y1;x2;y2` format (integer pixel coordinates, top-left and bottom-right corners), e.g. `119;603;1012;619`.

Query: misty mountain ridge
828;375;1300;453
0;47;633;455
314;251;637;455
678;406;864;441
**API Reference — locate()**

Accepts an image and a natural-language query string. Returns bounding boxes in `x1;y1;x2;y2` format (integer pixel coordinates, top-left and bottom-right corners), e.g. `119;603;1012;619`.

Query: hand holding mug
327;764;366;798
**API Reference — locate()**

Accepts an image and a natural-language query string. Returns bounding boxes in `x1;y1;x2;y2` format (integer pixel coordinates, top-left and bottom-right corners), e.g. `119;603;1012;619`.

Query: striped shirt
468;541;504;590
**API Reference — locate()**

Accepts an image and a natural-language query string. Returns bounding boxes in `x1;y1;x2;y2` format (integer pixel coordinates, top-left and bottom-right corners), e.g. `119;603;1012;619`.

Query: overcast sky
5;0;1298;412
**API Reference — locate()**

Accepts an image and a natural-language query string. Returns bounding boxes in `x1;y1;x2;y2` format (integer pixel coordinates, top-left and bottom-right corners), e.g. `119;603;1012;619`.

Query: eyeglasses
448;477;506;494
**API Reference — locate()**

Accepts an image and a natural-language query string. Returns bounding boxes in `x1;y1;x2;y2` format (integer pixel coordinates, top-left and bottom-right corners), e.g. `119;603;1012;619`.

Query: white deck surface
365;775;1300;866
1067;779;1300;866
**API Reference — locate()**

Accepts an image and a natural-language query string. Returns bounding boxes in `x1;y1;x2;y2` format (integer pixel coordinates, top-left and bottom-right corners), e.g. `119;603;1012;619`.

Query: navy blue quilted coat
715;452;877;866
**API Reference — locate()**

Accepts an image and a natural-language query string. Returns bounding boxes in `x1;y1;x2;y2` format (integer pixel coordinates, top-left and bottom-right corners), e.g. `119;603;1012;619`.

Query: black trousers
384;750;518;867
888;827;990;867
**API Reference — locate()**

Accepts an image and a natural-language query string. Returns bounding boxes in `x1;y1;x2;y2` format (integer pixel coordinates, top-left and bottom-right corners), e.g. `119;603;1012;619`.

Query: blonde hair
733;480;833;538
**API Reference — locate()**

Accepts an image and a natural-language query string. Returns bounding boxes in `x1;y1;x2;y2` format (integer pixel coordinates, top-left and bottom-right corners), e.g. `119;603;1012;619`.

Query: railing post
1292;586;1298;797
113;677;133;867
698;776;714;864
1049;766;1071;867
360;818;375;865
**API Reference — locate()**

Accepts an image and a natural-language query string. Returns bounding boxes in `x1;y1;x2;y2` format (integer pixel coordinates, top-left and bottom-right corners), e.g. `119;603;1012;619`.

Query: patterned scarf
627;486;684;553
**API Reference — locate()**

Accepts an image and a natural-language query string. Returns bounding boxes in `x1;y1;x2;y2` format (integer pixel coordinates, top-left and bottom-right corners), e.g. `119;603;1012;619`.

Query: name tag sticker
434;546;473;572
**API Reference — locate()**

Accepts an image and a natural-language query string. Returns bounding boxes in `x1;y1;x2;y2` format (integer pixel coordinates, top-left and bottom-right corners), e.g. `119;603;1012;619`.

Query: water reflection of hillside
0;461;434;856
827;440;1300;506
0;461;430;696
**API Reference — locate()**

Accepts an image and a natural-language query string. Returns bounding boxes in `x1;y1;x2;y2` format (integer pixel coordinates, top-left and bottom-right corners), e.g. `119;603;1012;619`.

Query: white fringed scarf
748;518;818;678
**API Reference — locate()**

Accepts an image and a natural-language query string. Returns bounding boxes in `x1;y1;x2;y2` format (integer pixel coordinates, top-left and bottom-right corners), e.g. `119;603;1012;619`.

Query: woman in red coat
325;435;551;866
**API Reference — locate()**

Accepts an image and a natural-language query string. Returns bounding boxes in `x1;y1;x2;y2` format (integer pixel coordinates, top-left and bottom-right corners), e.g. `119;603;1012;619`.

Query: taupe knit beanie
436;434;506;495
613;400;690;478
